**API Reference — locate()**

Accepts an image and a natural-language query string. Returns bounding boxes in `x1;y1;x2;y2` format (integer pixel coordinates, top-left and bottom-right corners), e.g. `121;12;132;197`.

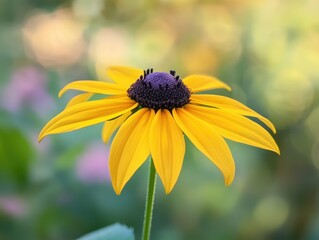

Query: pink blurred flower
76;143;110;183
1;66;54;115
0;196;27;218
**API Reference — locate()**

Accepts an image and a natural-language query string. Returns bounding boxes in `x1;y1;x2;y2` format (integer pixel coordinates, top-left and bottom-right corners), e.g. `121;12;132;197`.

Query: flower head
39;66;279;194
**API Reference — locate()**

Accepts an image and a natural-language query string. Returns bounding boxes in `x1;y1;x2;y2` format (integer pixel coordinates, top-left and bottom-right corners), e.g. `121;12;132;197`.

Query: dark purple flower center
127;69;191;111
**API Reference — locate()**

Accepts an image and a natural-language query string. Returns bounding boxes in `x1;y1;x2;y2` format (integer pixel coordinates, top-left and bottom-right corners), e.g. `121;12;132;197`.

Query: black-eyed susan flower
39;66;279;195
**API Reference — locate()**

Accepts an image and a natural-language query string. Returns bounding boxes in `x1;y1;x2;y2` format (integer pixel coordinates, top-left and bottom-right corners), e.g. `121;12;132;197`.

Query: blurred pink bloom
0;196;26;218
1;66;54;115
76;143;110;183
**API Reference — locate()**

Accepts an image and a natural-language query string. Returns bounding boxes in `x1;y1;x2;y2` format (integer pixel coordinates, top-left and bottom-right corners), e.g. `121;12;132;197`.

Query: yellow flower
39;66;280;194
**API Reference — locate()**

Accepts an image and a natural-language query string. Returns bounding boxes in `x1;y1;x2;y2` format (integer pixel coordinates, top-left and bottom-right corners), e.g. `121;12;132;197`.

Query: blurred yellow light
306;107;319;140
182;43;219;73
23;9;85;68
133;19;176;65
198;4;241;54
88;28;130;81
72;0;104;19
311;141;319;170
265;70;314;129
291;33;319;77
253;196;290;231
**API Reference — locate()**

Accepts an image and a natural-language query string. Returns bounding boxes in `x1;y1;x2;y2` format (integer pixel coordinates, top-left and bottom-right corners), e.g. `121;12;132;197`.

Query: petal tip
38;129;47;142
101;135;107;144
272;127;277;134
112;180;123;195
114;188;122;195
58;89;64;98
275;146;281;155
225;84;232;91
225;173;235;186
164;185;174;195
106;66;114;75
37;134;44;143
270;141;280;155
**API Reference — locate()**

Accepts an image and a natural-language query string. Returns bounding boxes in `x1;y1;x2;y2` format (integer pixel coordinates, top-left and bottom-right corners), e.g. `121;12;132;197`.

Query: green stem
142;158;157;240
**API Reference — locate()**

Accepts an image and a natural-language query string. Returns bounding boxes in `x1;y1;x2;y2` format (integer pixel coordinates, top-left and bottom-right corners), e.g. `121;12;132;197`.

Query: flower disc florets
127;69;191;111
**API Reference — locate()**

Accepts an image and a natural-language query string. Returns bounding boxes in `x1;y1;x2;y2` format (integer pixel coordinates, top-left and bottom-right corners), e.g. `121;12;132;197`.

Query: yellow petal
109;108;155;195
107;66;144;89
58;81;127;98
186;104;280;154
38;97;137;141
172;108;235;186
183;75;231;93
149;109;185;194
102;112;131;143
65;93;93;108
191;94;276;133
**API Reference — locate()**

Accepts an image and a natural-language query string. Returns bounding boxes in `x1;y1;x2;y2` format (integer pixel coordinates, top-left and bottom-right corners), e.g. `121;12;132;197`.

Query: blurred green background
1;0;319;239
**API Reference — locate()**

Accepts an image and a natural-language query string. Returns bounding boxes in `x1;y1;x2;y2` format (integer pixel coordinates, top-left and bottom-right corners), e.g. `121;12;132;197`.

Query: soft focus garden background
1;0;319;239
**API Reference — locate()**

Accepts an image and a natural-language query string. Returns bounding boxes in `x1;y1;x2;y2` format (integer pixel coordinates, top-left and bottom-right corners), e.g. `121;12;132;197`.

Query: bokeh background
1;0;319;239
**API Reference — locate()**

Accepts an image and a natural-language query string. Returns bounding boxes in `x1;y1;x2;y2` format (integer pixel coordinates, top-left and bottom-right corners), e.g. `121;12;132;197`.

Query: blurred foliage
78;223;134;240
0;126;33;187
0;0;319;239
